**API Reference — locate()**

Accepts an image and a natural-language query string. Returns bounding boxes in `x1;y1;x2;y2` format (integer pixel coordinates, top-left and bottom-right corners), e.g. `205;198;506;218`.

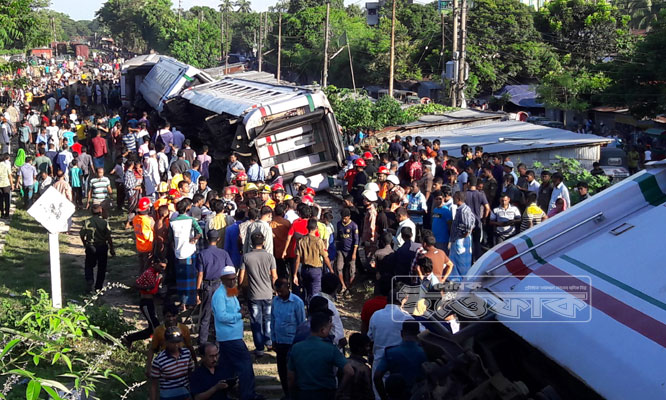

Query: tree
96;0;175;53
235;0;252;13
466;0;559;95
615;0;665;30
598;11;666;118
0;0;48;49
535;0;629;67
537;68;611;124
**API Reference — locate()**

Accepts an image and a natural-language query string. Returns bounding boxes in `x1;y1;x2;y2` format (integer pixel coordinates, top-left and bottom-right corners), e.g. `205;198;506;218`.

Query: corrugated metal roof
181;78;313;117
464;161;666;399
419;120;612;156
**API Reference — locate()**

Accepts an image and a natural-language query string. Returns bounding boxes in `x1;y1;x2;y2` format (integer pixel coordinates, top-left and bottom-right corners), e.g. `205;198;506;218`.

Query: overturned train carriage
161;77;345;188
417;161;666;399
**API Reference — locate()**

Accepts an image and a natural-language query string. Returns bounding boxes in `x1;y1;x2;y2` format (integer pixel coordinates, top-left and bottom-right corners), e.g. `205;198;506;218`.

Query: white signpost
27;186;76;309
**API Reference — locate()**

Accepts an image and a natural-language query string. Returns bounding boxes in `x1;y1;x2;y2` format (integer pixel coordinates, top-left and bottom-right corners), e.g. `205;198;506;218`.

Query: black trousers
125;298;160;345
472;226;482;262
274;343;292;397
85;244;108;290
198;279;221;345
0;186;10;217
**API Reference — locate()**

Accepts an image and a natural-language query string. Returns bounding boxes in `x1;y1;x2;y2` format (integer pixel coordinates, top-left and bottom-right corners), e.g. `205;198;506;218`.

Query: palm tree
236;0;252;13
219;0;235;13
620;0;664;30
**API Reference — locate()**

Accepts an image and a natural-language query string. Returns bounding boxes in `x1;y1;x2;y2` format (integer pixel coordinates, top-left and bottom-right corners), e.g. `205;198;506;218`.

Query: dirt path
60;208;366;400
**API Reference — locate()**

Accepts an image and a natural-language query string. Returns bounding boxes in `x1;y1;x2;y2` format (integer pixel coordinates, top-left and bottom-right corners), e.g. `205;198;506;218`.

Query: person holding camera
190;343;230;400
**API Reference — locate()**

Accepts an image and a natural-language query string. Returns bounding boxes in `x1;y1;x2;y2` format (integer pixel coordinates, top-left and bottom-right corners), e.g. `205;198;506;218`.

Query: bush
534;156;610;204
0;290;128;400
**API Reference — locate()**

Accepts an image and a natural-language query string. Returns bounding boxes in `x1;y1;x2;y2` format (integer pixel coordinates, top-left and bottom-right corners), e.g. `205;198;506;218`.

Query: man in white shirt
144;151;160;200
489;193;522;245
394;207;416;248
368;287;422;400
549;172;571;211
526;170;541;193
46;120;60;150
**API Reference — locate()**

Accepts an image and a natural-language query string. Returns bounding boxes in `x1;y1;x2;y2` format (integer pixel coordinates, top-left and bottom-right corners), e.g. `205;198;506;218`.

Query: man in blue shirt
373;320;427;400
407;181;427;228
270;278;306;399
196;230;234;346
211;266;261;400
190;343;229;400
430;189;453;252
288;312;354;400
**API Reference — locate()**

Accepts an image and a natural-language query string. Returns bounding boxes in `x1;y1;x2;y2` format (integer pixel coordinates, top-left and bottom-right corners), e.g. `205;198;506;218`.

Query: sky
49;0;369;21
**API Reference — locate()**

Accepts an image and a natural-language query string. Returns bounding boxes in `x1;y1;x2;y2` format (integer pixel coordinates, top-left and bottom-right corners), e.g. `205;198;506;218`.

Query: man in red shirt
360;278;390;335
91;129;107;169
281;203;319;287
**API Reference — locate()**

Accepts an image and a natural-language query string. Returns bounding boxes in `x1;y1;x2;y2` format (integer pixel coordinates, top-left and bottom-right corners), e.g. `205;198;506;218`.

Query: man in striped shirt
87;167;113;219
150;326;195;400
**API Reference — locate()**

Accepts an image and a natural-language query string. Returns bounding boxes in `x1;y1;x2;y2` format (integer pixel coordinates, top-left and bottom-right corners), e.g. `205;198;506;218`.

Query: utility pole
441;12;446;65
346;32;356;93
388;0;397;98
51;17;57;56
323;1;331;87
458;0;468;107
277;13;282;82
258;12;264;72
220;8;225;65
178;0;182;22
451;0;459;107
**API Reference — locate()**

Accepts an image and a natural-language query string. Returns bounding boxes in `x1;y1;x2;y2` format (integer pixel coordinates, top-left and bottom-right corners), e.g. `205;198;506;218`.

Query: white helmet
293;175;308;185
387;175;400;185
362;190;378;202
364;182;380;192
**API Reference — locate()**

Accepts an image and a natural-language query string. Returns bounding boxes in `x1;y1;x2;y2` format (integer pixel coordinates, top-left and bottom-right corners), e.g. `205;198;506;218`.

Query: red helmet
137;197;151;212
235;171;248;181
363;151;373;160
305;187;316;196
303;195;314;204
271;183;285;192
228;186;240;194
354;158;367;167
378;166;389;175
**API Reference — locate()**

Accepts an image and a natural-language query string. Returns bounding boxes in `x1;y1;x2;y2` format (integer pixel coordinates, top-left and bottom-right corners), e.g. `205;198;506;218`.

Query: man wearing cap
503;161;518;184
132;197;155;273
292;175;308;198
79;204;115;292
345;145;360;170
258;185;272;208
351;159;368;207
363;151;377;179
197;229;235;346
212;265;262;400
149;326;195;400
239;232;278;357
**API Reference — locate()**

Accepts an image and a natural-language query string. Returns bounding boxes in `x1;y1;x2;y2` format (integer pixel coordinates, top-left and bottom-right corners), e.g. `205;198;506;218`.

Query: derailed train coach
122;55;345;189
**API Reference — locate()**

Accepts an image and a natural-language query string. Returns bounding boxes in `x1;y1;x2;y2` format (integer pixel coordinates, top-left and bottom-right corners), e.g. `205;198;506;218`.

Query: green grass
0;206;150;400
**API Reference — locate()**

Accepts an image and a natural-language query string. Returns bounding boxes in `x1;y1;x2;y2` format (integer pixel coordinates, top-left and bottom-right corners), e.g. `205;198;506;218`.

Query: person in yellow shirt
25;91;33;105
76;123;87;142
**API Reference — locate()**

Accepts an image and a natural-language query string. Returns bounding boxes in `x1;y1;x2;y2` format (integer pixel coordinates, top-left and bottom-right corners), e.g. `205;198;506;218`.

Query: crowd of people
0;59;627;400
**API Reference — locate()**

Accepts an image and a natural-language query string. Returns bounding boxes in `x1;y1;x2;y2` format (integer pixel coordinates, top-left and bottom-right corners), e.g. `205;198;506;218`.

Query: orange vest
133;214;155;253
